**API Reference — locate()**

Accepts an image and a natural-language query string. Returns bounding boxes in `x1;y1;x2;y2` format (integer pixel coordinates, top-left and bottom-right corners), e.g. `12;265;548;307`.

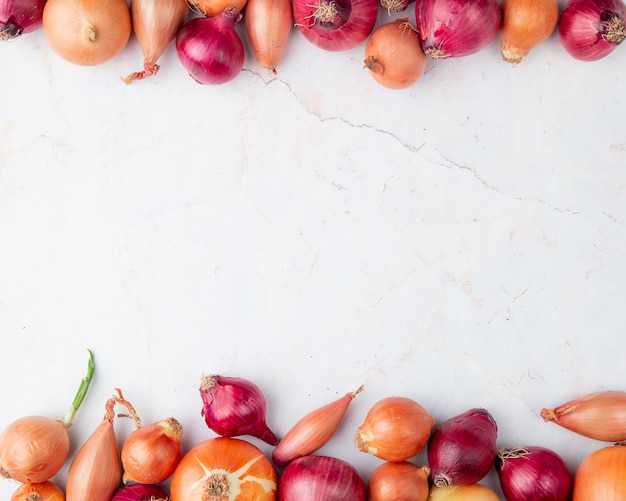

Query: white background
2;0;626;497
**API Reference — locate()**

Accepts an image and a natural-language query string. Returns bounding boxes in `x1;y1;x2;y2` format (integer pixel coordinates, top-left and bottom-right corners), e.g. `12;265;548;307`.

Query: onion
10;481;65;501
415;0;501;59
495;446;573;501
42;0;131;65
198;374;278;444
186;0;246;17
541;390;626;442
0;0;45;40
292;0;378;51
379;0;414;14
66;389;140;501
244;0;292;71
278;455;366;501
175;10;245;85
122;0;188;84
170;436;277;501
427;408;498;487
367;462;430;501
499;0;559;64
363;18;426;89
354;396;435;462
111;483;170;501
0;350;94;484
121;416;183;484
272;386;363;466
559;0;626;60
428;484;501;501
572;444;626;500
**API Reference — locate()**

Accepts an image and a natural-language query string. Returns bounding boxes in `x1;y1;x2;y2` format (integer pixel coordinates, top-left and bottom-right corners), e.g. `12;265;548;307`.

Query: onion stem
63;349;95;426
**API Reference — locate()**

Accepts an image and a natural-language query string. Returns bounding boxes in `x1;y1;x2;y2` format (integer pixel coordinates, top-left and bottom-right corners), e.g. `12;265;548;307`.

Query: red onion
495;446;573;501
427;408;498;487
111;483;169;501
559;0;626;61
415;0;501;58
175;7;244;85
1;0;45;40
278;455;366;501
292;0;378;51
199;374;279;445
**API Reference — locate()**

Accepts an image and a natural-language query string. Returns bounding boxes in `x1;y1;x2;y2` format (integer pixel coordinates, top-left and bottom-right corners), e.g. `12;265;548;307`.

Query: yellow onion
121;417;183;484
66;390;140;501
10;481;65;501
541;390;626;442
572;444;626;500
354;396;435;462
428;484;501;500
368;462;430;501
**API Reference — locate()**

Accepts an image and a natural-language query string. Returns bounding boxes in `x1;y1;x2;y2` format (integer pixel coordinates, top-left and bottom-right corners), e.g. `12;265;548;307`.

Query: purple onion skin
495;446;573;501
278;455;366;501
111;483;170;501
427;408;498;487
175;7;244;85
559;0;626;61
0;0;46;40
199;374;279;445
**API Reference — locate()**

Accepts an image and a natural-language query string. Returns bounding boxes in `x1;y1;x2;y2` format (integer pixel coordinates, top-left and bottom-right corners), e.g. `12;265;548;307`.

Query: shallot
427;408;498;487
199;374;278;444
415;0;501;58
244;0;293;70
0;350;94;484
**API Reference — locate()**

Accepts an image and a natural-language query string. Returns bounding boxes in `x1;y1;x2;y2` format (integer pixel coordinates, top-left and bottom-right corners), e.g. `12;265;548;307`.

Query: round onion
278;455;366;501
0;0;45;40
368;462;430;501
292;0;378;51
175;8;245;85
572;444;626;500
111;483;170;501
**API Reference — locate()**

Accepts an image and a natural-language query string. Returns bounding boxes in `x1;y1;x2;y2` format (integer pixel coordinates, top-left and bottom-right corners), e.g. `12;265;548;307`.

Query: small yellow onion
186;0;247;17
368;462;430;501
354;396;435;462
428;484;501;501
572;444;626;500
499;0;559;64
541;390;626;442
121;417;183;484
10;481;65;501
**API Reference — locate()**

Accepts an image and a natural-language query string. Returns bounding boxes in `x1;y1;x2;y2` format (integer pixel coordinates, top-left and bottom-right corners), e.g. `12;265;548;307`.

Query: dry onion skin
499;0;559;64
572;444;626;500
368;462;430;501
244;0;292;71
10;481;65;501
42;0;131;66
187;0;247;17
428;484;501;501
364;18;426;89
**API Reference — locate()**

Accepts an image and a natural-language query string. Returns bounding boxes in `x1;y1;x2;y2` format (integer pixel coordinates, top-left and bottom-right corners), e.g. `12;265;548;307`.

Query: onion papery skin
427;408;498;487
355;396;435;462
0;0;45;40
292;0;378;51
42;0;131;65
379;0;414;14
572;444;626;500
495;446;572;501
111;483;170;501
170;437;277;501
0;416;70;484
187;0;247;17
122;0;188;84
367;462;430;501
363;18;426;89
175;11;245;85
10;481;65;501
499;0;559;64
541;390;626;442
121;417;183;484
428;484;501;501
278;455;366;501
415;0;501;58
244;0;292;70
559;0;626;60
272;387;362;466
198;374;279;444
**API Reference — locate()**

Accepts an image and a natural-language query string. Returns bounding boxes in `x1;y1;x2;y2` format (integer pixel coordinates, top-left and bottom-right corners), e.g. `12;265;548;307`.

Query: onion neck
600;12;626;44
204;472;230;499
0;17;22;41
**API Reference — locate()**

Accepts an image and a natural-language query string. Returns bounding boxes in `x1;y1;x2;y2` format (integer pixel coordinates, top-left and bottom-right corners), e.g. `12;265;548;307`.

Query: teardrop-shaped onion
244;0;292;70
122;0;188;83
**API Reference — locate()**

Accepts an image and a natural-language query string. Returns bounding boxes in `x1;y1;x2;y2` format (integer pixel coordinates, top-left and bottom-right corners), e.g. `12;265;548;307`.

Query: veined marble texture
1;6;625;497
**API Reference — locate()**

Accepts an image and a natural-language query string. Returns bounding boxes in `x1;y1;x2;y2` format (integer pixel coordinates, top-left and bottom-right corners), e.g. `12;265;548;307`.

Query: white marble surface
1;3;626;497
